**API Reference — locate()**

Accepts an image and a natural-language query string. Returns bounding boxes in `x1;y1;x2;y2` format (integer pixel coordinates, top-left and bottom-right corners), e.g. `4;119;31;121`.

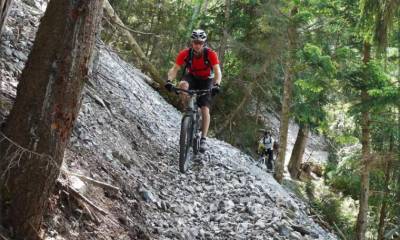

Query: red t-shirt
175;48;219;79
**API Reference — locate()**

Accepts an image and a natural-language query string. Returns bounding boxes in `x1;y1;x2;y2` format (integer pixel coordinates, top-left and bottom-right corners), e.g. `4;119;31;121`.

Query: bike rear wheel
179;116;194;173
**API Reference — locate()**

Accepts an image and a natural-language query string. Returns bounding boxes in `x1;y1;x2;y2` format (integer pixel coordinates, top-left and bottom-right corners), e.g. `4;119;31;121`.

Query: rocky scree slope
0;1;338;239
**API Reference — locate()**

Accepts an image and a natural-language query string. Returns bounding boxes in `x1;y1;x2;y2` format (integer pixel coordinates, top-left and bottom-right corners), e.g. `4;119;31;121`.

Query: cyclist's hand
211;84;220;96
165;80;174;92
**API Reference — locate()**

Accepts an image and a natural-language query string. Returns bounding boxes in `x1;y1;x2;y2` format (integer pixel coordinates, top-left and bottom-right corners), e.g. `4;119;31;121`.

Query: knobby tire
179;116;193;173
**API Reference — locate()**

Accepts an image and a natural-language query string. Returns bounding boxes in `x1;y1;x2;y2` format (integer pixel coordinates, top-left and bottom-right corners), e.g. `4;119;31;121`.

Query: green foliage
215;114;264;156
312;193;355;238
292;43;336;128
325;153;361;199
334;134;359;145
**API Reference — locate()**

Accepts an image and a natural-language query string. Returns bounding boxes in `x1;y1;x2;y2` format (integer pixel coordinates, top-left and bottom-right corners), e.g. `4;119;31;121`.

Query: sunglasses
192;40;205;45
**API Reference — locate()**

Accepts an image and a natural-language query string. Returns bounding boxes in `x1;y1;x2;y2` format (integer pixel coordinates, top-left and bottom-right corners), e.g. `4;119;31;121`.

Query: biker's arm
212;64;222;85
167;64;181;81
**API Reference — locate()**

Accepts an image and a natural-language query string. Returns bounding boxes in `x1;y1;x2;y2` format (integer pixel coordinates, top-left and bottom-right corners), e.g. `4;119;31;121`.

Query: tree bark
355;40;371;240
274;7;298;183
0;0;103;239
288;124;309;179
187;1;202;35
218;0;230;71
147;0;163;62
377;135;394;240
0;0;13;35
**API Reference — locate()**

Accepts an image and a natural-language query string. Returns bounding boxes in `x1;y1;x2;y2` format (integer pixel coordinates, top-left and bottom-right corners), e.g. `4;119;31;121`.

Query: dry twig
62;169;120;192
333;222;348;240
57;180;108;216
0;131;58;181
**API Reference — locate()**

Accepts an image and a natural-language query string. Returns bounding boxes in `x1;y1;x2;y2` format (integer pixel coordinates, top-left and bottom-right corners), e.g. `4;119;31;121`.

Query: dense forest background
105;0;399;239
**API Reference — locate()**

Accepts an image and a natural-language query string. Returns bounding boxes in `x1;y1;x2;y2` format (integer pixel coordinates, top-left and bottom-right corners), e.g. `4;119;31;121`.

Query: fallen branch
333;222;347;240
103;16;160;37
264;191;275;203
81;202;101;224
57;180;108;216
63;169;120;192
0;233;9;240
308;207;333;232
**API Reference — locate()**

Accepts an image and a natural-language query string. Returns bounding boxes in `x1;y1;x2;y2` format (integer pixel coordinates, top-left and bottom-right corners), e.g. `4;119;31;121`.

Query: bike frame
173;87;210;173
183;92;201;154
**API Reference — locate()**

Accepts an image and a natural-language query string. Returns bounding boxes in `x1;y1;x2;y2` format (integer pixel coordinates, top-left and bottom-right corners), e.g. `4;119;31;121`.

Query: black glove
165;80;174;92
211;84;220;96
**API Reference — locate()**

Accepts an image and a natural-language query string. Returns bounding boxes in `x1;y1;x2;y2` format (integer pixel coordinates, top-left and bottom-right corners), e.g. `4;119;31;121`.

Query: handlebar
171;86;211;96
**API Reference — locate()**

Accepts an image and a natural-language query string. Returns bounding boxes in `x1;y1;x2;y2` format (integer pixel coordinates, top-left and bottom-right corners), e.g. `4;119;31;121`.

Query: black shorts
183;74;213;108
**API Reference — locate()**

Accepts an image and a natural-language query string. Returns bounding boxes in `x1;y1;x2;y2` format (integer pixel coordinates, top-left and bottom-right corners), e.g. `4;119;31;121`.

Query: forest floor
0;1;338;239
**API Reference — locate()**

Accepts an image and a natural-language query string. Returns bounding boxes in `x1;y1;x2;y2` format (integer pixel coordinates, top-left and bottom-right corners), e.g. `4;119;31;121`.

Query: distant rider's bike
257;149;275;172
172;87;210;173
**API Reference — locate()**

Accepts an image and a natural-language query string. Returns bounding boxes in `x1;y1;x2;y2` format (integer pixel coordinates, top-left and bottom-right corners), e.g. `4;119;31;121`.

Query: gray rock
2;47;13;56
104;150;113;161
183;204;194;215
4;62;14;71
211;214;224;222
219;200;235;212
255;219;266;228
236;222;249;233
278;224;291;237
209;203;218;212
140;189;156;203
13;50;28;62
1;26;13;39
289;231;302;240
2;40;10;46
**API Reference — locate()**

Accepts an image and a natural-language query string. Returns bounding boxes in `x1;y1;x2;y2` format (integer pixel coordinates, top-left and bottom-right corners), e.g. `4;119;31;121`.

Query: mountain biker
165;29;222;153
258;130;274;171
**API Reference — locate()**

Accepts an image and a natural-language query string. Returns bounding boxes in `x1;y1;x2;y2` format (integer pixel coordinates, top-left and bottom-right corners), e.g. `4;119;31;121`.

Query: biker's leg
267;149;273;170
199;78;212;138
178;80;189;108
258;150;265;165
201;106;210;138
196;77;212;153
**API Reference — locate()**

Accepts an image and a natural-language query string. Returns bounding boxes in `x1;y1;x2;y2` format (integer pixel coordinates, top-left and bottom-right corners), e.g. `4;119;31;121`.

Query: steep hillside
0;1;337;239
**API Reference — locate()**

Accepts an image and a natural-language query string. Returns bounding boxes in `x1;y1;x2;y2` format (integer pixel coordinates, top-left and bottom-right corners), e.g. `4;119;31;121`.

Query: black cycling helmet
191;29;207;42
263;129;271;135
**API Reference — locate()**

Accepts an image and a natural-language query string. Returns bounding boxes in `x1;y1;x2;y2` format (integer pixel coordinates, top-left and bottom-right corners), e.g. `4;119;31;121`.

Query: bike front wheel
179;116;194;173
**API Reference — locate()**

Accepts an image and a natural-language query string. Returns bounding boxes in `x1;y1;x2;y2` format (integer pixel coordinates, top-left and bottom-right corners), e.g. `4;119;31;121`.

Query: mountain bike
257;149;275;172
172;87;211;173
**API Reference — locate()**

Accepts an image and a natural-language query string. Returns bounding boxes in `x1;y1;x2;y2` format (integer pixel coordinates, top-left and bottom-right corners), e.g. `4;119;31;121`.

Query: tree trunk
203;0;209;15
0;0;13;35
274;6;298;183
288;125;309;179
0;0;103;239
255;93;260;124
356;40;371;240
187;1;202;36
218;0;230;71
377;135;394;240
147;0;163;62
